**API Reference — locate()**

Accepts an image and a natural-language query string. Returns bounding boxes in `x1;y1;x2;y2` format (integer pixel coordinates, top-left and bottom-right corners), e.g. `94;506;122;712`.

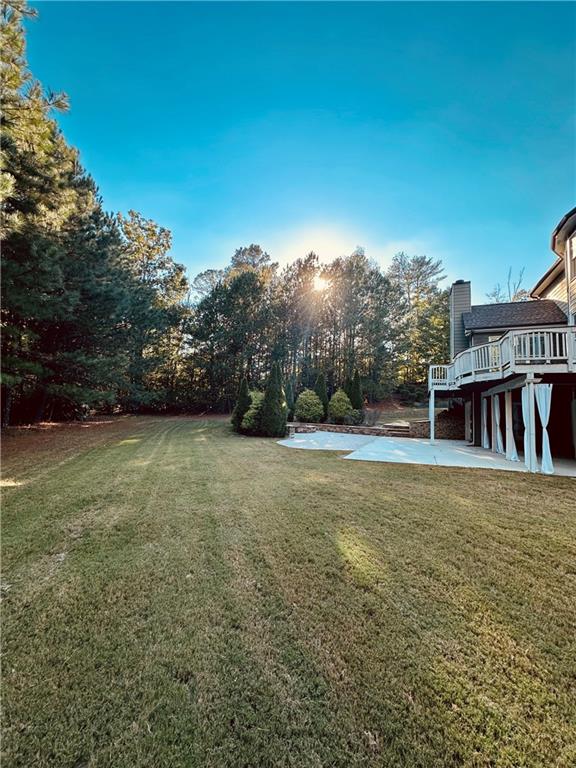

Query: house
428;207;576;474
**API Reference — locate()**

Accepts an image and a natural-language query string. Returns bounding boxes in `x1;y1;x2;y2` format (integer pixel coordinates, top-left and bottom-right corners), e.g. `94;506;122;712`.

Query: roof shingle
463;300;567;331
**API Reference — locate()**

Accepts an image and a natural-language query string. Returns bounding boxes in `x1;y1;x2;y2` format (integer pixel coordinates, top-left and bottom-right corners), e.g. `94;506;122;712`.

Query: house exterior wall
568;233;576;323
470;331;498;347
538;272;568;313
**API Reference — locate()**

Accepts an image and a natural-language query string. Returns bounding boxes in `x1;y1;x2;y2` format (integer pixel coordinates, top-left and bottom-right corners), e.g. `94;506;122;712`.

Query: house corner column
429;388;435;443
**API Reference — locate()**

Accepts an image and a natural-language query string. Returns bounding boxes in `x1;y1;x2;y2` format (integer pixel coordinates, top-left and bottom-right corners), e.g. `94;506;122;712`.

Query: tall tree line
185;247;448;412
1;1;448;424
0;1;187;424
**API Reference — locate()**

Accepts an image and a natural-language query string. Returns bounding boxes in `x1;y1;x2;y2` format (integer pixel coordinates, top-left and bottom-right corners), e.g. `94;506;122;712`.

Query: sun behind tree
313;274;329;292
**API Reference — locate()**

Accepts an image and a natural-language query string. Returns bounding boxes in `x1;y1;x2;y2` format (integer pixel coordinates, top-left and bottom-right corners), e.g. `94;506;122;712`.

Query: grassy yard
373;405;432;424
2;417;575;768
367;402;441;425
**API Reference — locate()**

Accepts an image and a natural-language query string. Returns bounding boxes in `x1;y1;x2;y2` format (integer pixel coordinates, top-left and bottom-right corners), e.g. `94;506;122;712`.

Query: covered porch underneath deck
429;374;576;475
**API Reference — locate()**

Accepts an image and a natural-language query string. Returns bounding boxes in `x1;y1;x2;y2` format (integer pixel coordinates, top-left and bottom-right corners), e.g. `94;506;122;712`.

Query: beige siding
540;272;567;303
568;234;576;321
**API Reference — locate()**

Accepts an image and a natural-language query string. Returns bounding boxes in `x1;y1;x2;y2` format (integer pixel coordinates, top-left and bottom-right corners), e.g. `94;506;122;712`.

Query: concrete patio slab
278;432;376;452
278;431;576;476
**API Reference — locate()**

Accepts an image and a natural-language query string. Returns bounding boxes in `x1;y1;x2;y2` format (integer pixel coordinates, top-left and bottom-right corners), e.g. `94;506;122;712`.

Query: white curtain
509;436;519;462
493;395;504;454
505;392;519;461
482;397;490;449
535;384;554;475
521;386;530;469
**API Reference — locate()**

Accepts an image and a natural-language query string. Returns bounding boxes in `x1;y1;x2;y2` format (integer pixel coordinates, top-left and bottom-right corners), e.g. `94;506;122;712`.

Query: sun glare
313;275;329;292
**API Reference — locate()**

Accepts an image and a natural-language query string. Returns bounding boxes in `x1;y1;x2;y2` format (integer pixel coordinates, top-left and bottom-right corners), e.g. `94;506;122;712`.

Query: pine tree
314;372;329;420
285;379;295;421
350;369;363;410
259;362;287;437
231;377;251;432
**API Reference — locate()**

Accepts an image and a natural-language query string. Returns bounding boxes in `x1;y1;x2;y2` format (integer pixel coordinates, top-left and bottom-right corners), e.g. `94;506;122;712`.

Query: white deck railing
429;327;576;390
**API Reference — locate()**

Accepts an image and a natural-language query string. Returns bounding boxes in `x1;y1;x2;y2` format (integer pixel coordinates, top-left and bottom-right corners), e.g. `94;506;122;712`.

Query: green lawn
2;417;575;768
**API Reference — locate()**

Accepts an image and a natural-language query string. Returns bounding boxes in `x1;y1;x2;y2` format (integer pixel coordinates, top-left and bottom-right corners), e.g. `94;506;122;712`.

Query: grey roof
463;300;567;331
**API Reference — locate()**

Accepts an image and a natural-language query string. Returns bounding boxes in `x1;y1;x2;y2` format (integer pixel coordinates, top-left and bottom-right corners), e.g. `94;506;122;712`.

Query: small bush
328;389;353;424
344;408;364;426
294;389;324;423
240;391;264;435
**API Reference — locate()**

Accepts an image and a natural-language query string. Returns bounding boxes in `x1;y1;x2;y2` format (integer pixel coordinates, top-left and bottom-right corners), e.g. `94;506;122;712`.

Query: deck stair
380;422;410;438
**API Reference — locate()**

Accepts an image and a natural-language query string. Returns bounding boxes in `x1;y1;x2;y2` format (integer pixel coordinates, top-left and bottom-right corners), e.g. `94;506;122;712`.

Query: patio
278;432;576;476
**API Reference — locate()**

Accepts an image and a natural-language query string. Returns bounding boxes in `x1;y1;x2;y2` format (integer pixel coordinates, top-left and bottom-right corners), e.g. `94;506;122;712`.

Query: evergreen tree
343;375;353;402
259;362;287;437
240;391;264;434
285;379;295;421
387;252;448;384
116;210;188;411
350;369;363;410
314;372;329;420
231;377;251;432
0;2;191;424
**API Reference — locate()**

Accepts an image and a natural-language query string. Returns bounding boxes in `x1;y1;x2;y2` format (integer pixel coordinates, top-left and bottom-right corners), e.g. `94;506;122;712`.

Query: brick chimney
449;280;471;359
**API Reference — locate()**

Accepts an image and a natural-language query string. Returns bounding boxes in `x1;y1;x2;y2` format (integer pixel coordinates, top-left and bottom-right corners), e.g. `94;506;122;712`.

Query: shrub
240;391;264;435
294;389;324;423
397;382;427;405
313;372;329;420
231;377;251;432
259;362;288;437
350;369;363;411
328;389;353;424
344;408;364;426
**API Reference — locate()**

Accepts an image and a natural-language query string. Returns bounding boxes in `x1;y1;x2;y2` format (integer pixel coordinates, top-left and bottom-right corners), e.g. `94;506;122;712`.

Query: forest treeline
0;2;449;425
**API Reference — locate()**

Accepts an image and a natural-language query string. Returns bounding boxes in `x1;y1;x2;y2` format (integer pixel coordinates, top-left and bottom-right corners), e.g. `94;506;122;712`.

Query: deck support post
429;388;435;444
522;378;538;473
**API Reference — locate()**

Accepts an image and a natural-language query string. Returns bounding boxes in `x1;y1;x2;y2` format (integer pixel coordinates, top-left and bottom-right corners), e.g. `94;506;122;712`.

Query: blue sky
29;1;575;301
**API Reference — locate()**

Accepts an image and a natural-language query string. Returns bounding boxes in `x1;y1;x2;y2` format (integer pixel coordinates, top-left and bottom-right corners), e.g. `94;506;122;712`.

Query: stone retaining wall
289;413;465;440
288;423;391;437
